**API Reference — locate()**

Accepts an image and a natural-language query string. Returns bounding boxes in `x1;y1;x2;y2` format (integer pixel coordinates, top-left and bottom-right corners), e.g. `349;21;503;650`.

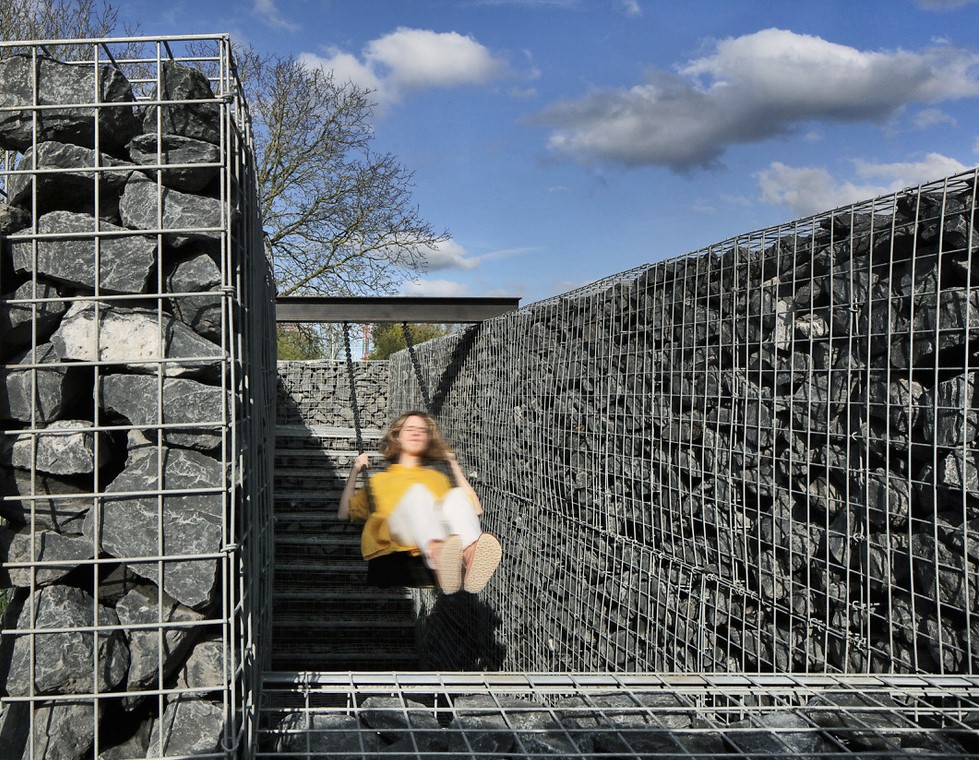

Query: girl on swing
338;411;503;594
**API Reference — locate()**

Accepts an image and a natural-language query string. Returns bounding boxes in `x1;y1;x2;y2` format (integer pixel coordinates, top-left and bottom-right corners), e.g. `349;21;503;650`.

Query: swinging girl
338;411;503;594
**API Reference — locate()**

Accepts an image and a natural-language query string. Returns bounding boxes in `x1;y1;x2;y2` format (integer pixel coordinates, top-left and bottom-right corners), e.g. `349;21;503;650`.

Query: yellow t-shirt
348;463;452;560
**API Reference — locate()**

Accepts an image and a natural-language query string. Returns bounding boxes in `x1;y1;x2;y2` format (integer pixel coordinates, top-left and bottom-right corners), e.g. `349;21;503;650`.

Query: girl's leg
387;483;462;593
439;488;482;547
440;488;501;593
387;483;445;553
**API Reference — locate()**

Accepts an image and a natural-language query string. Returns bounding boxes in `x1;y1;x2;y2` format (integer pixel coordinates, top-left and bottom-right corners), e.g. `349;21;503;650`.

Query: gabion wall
276;360;389;431
392;169;979;676
0;36;275;759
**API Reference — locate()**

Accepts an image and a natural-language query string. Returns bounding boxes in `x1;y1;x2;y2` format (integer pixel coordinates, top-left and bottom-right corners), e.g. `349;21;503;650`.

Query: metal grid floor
259;672;979;757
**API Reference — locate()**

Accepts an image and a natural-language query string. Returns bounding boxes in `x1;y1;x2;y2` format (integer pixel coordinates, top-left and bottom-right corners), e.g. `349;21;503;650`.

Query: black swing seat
367;551;436;588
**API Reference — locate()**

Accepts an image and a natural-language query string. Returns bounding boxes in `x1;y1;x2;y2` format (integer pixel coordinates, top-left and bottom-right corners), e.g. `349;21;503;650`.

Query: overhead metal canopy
275;295;521;324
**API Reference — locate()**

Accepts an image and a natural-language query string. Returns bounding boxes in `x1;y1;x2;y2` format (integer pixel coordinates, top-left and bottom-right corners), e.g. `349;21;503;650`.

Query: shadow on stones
429;322;482;419
417;591;506;671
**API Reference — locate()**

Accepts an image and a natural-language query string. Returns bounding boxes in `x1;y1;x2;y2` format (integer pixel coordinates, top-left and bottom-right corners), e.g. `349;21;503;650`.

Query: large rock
0;201;31;233
167;251;223;342
922;370;979;448
7;584;129;696
129;133;221;192
0;702;29;760
100;373;225;450
141;60;220;144
173;637;227;693
0;525;93;587
275;713;379;757
10;211;155;294
1;420;110;476
147;697;225;757
1;342;79;424
0;466;93;533
23;700;95;760
115;585;204;696
6;141;134;217
51;301;224;378
0;55;137;152
118;175;222;247
0;281;68;353
85;447;224;609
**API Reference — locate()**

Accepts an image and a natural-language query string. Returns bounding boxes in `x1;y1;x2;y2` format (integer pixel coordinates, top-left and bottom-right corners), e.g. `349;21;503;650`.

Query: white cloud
913;107;958;128
419;239;480;271
401;278;471;296
300;28;506;106
757;153;969;216
252;0;299;31
617;0;642;16
536;28;979;170
298;50;382;93
974;136;979;154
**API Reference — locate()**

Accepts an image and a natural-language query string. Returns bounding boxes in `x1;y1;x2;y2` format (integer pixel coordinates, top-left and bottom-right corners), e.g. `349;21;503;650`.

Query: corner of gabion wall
392;171;979;677
0;38;275;760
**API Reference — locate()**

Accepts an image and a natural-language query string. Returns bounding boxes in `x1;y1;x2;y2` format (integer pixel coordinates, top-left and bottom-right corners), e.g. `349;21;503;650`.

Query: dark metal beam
275;296;521;324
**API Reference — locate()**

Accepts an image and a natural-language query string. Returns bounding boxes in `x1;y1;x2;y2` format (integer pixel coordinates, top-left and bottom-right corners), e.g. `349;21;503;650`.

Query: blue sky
126;0;979;305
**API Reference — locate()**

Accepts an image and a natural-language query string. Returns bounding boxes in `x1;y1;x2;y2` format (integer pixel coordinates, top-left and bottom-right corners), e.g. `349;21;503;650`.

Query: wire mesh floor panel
259;672;979;758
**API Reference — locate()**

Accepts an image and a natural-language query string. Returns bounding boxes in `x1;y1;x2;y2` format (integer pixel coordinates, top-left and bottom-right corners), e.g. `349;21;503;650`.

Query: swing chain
342;321;377;513
401;321;433;413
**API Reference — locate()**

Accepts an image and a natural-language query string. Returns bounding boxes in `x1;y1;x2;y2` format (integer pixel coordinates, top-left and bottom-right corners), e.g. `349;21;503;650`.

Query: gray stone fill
0;54;137;152
119;174;222;247
1;342;79;424
100;373;225;450
146;697;226;757
0;200;31;233
10;211;155;294
0;466;93;533
129;133;221;192
6;141;134;218
6;584;129;696
141;60;221;145
275;713;380;757
0;281;68;353
0;526;92;587
166;251;224;342
51;301;224;378
20;700;95;760
84;447;224;610
173;637;228;693
115;584;204;696
1;420;109;476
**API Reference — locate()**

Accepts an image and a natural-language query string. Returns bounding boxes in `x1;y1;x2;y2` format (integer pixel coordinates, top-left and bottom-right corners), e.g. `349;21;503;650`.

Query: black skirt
367;551;436;588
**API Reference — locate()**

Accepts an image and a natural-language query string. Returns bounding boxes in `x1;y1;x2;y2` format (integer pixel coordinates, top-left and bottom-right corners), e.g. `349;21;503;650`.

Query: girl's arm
445;451;483;516
338;452;370;520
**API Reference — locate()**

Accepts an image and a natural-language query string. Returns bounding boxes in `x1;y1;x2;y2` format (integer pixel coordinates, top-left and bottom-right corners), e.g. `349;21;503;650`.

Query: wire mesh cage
0;35;275;759
391;168;979;679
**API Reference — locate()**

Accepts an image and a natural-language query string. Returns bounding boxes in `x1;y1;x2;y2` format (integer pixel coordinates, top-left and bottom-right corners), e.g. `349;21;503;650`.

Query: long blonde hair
380;411;451;463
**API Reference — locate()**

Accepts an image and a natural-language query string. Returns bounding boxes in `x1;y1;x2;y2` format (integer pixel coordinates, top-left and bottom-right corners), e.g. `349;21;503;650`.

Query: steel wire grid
258;671;979;758
0;35;275;759
390;168;979;679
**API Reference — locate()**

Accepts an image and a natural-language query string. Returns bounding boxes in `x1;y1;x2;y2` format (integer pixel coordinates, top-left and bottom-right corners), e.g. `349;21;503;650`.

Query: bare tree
0;0;137;59
235;46;448;296
2;6;446;298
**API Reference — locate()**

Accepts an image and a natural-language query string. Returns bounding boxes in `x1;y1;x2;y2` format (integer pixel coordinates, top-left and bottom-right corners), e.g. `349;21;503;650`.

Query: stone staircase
271;423;420;671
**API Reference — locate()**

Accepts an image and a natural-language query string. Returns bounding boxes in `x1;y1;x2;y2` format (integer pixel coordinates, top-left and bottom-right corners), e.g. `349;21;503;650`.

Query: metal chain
342;321;376;512
402;321;433;413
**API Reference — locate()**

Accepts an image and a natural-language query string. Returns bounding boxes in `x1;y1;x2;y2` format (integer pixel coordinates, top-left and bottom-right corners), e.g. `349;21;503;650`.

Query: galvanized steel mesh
0;36;275;759
259;672;979;758
391;168;979;678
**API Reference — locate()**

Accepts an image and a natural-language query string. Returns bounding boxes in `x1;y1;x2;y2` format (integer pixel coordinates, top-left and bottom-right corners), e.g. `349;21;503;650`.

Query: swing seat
367;551;436;588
